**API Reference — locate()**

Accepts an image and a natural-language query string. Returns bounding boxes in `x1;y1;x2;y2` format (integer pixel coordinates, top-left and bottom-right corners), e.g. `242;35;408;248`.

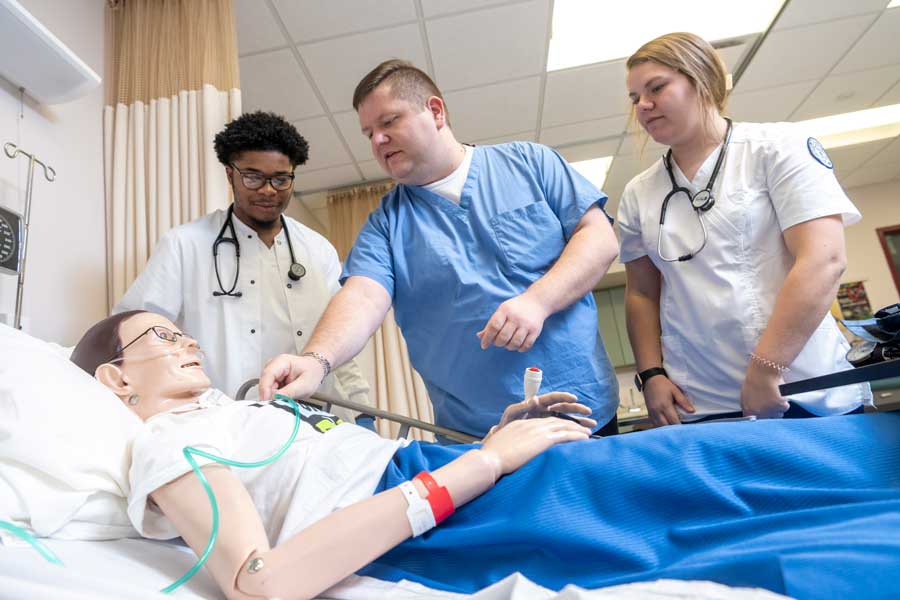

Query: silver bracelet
749;352;790;374
301;351;332;381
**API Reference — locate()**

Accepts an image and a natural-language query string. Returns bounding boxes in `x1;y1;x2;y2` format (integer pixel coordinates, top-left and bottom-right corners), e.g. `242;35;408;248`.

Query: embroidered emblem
807;137;833;169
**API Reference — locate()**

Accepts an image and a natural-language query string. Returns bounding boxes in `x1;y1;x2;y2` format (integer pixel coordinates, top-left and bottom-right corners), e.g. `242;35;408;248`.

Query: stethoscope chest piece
690;188;715;211
288;262;306;281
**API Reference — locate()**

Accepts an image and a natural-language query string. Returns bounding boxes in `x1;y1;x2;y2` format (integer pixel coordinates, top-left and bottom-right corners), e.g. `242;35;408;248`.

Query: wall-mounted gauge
0;205;22;276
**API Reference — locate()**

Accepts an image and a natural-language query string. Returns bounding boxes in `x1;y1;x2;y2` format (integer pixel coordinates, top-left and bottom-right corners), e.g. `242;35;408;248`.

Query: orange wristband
413;471;455;524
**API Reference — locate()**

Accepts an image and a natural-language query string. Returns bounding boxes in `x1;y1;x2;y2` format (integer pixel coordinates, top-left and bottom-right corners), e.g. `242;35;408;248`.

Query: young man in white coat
114;111;374;426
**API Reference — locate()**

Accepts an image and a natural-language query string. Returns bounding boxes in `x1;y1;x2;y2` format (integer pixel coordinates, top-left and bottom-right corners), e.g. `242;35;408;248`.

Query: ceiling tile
427;0;549;91
272;0;417;43
358;160;390;181
295;164;362;193
716;40;751;73
444;77;541;142
543;60;629;128
737;15;876;92
292;116;353;171
240;49;324;120
420;0;519;19
472;131;536;146
774;0;888;31
791;65;900;120
333;111;371;162
556;139;621;164
833;10;900;74
841;159;900;189
875;77;900;107
866;135;900;167
727;80;819;123
234;0;287;55
539;115;628;147
300;24;428;113
825;139;893;177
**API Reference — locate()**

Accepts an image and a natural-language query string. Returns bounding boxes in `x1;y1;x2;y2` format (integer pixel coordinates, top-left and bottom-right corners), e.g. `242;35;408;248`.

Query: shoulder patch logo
807;137;833;169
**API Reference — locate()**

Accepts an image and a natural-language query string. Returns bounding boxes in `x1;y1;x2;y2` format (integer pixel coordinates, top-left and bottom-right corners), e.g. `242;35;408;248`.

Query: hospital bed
235;378;480;443
3;326;898;600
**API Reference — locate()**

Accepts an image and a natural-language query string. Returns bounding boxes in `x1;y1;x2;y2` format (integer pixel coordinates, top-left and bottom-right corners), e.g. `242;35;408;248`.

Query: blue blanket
359;413;900;599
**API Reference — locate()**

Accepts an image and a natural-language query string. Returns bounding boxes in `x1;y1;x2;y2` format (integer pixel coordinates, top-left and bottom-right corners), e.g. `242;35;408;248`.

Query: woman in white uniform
618;32;871;426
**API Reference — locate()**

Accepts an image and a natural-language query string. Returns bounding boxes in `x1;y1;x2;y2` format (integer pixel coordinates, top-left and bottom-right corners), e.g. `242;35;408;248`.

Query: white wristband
399;481;435;537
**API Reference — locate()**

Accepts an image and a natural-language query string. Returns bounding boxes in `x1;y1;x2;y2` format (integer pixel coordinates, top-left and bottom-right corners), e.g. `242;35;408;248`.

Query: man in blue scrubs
261;60;621;439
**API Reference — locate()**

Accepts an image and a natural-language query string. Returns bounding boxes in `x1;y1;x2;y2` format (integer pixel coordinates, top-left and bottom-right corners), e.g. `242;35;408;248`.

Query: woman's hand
480;417;591;476
644;375;694;427
740;363;789;418
485;392;597;439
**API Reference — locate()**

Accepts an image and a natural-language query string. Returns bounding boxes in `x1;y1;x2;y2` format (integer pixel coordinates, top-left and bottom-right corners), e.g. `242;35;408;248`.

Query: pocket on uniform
490;201;565;274
703;190;746;239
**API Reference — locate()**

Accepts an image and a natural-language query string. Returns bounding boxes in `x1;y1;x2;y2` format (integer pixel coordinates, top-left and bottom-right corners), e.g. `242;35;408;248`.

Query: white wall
0;0;106;344
843;180;900;313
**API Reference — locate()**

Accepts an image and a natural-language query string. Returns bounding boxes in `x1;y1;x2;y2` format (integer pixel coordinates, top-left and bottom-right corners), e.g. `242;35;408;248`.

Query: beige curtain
103;0;242;308
328;183;435;441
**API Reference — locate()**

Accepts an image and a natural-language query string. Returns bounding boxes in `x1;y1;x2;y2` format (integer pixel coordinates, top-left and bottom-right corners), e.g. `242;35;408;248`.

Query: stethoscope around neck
657;117;733;262
212;205;306;298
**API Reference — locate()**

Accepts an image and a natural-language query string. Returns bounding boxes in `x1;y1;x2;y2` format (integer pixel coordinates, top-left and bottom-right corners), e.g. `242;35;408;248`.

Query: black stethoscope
657;117;733;262
212;205;306;298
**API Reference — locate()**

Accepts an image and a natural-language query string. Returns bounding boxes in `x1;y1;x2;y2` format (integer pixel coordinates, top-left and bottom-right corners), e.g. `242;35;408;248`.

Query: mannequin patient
69;310;900;600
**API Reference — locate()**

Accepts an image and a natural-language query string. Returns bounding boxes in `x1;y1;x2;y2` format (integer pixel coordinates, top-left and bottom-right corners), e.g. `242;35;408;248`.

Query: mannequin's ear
95;363;131;397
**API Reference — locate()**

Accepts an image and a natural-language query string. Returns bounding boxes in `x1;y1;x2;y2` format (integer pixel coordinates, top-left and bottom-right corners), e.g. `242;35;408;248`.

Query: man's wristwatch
634;367;668;391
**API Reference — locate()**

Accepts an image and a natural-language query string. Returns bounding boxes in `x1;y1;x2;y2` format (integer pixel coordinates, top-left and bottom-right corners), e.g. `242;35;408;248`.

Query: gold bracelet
749;352;790;374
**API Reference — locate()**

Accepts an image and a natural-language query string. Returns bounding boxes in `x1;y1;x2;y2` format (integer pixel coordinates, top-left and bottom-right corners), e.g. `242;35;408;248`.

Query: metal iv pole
3;142;56;330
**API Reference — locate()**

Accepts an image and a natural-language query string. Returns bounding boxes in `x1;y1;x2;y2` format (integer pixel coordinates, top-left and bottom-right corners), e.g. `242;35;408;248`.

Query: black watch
634;367;668;391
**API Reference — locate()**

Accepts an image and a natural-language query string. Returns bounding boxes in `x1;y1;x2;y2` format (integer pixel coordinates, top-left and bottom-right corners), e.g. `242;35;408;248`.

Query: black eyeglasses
109;325;187;362
229;163;295;191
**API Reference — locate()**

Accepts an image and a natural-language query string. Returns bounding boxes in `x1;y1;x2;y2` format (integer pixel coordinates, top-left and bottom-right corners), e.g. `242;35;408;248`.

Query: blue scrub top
342;142;618;436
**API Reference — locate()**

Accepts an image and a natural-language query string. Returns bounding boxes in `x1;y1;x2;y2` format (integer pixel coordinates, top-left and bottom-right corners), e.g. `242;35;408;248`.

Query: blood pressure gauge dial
0;209;21;275
846;341;878;367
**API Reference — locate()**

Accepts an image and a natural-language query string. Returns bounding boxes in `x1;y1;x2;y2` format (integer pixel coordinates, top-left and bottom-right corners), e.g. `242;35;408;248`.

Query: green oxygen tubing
0;394;301;594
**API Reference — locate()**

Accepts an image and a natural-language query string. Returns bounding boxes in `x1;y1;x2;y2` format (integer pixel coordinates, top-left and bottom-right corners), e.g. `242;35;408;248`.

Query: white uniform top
617;121;871;418
128;390;402;542
114;209;371;408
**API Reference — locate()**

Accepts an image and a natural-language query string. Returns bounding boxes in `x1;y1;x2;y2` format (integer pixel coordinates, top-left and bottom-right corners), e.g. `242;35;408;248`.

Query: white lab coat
114;209;371;410
617;121;871;418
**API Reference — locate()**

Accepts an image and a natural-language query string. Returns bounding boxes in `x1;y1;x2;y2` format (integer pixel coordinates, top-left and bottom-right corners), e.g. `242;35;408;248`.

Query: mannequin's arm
151;418;590;599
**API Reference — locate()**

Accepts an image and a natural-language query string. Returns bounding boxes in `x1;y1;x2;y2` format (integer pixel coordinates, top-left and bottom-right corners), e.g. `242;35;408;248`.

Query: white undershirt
422;144;474;204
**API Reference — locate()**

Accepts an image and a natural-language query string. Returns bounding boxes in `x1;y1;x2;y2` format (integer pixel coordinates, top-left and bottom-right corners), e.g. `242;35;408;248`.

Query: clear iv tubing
0;393;302;594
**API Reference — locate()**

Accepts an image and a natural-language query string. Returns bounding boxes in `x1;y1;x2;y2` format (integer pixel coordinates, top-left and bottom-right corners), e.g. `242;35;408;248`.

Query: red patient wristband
413;471;455;524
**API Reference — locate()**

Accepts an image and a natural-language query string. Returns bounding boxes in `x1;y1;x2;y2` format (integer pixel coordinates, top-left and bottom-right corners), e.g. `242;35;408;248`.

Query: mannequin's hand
741;364;789;419
477;292;549;352
480;417;590;476
488;392;596;437
643;375;694;427
259;354;325;401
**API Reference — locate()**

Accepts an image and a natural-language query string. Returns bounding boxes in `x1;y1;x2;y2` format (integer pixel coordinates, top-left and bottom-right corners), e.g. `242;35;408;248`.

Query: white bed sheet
0;538;791;600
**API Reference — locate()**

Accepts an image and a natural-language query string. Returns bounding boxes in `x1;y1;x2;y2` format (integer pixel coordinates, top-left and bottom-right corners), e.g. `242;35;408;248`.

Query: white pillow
0;323;141;539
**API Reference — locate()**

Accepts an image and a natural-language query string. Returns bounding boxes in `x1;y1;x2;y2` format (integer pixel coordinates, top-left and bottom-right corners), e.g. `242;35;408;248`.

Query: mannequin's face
110;313;210;419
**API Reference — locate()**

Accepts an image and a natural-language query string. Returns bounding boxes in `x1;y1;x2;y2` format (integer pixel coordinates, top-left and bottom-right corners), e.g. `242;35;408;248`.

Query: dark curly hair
213;111;310;167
